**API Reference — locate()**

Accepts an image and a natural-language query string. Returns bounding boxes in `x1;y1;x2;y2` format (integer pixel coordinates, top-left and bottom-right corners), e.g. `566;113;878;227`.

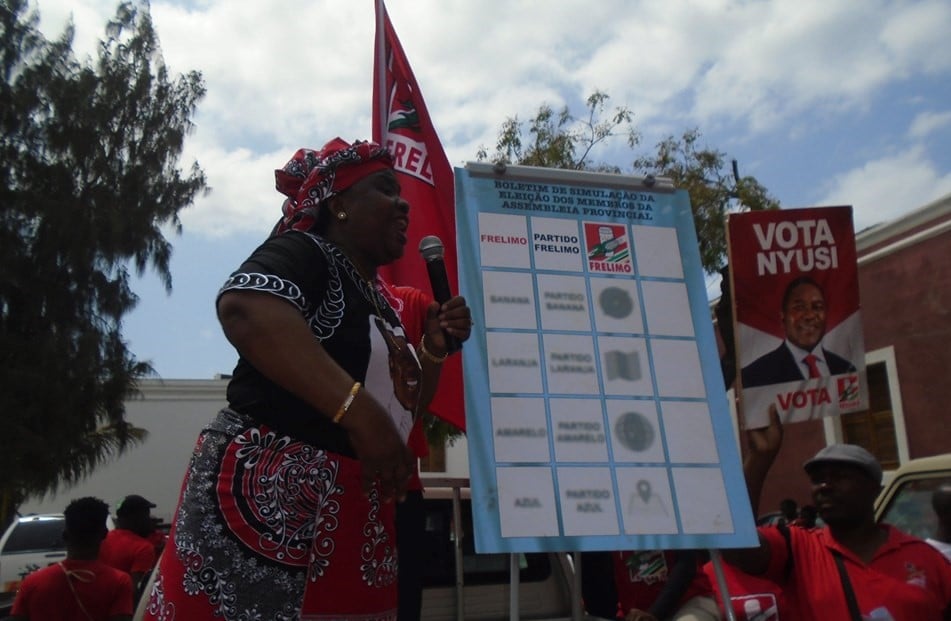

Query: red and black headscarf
273;138;393;235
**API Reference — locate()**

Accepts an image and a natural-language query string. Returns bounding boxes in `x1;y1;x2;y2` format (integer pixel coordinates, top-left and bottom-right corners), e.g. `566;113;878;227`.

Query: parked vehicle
0;512;115;601
0;513;69;597
875;452;951;538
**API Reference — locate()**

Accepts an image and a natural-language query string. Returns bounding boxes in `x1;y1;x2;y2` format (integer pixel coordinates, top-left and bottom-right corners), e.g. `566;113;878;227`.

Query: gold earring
337;212;347;220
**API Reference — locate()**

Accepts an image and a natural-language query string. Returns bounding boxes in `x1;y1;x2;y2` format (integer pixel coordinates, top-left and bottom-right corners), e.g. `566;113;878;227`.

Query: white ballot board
455;163;757;553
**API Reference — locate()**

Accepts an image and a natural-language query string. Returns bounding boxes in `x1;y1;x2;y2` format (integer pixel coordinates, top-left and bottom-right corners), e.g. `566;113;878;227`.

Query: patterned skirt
142;409;398;621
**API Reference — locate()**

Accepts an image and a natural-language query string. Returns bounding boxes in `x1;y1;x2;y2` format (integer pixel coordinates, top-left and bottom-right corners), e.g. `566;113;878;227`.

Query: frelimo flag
728;206;868;428
373;0;464;431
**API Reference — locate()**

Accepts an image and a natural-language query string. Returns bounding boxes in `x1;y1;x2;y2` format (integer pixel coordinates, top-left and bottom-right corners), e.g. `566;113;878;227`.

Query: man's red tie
803;354;822;378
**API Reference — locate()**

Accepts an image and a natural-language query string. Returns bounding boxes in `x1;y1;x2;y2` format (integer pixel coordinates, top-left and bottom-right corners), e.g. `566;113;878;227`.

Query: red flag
373;0;464;432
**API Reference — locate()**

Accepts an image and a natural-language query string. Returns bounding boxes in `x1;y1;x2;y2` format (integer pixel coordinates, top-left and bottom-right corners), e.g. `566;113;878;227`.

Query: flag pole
374;0;388;137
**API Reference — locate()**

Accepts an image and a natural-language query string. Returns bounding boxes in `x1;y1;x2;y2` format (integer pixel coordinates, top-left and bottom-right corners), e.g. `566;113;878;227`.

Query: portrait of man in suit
741;276;855;389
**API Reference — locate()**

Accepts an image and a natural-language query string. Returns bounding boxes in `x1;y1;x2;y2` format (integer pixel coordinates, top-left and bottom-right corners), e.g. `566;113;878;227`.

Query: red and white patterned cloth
143;410;397;621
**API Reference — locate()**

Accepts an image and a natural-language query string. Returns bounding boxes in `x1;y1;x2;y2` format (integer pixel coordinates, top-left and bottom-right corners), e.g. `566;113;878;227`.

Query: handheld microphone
418;235;461;353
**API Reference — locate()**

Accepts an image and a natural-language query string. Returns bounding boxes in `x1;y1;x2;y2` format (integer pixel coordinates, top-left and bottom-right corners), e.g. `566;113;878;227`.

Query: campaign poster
728;206;868;429
455;162;757;554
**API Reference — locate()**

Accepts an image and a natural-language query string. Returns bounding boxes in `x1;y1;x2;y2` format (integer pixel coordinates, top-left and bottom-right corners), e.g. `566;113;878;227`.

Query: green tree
477;91;780;272
0;0;208;527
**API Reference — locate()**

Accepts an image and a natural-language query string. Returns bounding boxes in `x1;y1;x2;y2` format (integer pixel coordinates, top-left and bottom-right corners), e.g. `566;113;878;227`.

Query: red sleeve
759;526;791;583
390;285;433;344
110;571;135;615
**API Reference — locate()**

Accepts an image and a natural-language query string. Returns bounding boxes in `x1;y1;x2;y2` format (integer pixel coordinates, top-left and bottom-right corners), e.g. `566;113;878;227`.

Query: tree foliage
477;91;780;272
0;0;208;526
477;91;638;173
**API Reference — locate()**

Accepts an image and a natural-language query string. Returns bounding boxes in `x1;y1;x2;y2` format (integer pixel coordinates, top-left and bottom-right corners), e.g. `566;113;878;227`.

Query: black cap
116;494;156;516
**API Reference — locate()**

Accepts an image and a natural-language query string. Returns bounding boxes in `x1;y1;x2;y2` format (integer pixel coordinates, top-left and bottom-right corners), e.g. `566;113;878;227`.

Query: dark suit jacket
741;343;855;389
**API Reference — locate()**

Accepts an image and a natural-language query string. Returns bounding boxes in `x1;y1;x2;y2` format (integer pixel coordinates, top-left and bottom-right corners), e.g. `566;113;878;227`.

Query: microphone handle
425;258;461;353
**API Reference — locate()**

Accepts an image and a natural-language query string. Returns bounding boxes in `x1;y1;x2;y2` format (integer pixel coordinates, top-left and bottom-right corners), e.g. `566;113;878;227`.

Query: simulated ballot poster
729;206;868;429
455;163;757;554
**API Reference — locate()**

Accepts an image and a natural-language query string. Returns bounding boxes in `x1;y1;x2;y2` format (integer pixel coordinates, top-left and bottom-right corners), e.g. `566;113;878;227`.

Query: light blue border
455;165;757;553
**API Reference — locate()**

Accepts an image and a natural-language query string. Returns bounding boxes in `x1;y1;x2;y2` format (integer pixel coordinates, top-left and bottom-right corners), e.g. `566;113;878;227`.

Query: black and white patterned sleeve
217;232;327;316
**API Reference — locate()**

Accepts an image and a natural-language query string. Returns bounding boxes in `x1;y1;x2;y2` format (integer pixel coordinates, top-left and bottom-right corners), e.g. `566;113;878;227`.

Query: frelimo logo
584;222;632;273
837;375;862;409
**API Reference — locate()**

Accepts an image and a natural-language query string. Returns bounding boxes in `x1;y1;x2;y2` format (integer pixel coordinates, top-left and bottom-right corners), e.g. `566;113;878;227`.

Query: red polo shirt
703;559;794;620
11;559;133;619
762;524;951;620
98;528;157;575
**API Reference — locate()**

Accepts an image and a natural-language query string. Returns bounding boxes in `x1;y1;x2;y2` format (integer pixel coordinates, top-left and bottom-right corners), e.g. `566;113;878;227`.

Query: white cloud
881;1;951;74
818;147;951;232
27;0;951;238
26;0;950;378
691;0;944;130
908;111;951;140
178;143;286;238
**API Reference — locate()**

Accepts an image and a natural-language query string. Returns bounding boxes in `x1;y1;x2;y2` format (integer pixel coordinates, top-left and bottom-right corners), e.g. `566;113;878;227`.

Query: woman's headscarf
273;137;393;235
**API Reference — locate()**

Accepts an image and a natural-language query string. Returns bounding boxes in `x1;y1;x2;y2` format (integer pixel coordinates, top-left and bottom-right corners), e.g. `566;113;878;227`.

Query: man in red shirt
723;406;951;620
10;496;133;620
98;494;158;601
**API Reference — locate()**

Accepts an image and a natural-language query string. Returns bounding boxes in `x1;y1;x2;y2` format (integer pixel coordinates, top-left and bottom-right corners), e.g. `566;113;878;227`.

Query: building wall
859;226;951;458
19;380;227;524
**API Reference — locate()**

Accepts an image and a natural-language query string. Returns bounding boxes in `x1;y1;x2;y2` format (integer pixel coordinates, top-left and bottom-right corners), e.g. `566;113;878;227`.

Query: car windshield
3;518;65;554
878;473;951;540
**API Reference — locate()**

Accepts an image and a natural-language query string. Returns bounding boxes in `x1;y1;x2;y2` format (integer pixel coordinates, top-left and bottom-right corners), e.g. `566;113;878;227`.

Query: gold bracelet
419;336;448;364
333;381;362;423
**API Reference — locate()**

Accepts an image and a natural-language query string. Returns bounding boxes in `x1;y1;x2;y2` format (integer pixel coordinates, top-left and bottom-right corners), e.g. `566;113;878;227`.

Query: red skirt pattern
142;409;397;621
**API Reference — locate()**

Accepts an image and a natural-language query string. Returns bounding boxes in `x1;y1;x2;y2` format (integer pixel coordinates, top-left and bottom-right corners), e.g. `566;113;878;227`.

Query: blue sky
34;0;951;380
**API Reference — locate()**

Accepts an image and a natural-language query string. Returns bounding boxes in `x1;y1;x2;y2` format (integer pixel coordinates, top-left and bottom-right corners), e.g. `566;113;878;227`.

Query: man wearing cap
99;494;158;601
723;406;951;620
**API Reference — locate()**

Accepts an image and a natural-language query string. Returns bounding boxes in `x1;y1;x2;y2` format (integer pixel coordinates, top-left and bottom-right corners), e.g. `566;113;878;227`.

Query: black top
218;231;408;457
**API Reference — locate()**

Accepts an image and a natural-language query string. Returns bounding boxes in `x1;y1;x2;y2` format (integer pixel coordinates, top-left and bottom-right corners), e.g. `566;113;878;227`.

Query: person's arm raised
720;404;784;575
217;290;414;502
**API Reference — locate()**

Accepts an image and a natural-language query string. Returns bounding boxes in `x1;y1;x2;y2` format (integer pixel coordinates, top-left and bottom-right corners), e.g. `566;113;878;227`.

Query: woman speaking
143;138;471;620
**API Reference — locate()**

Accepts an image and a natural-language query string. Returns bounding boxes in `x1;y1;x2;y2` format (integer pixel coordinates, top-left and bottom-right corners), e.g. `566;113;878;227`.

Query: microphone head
419;235;445;261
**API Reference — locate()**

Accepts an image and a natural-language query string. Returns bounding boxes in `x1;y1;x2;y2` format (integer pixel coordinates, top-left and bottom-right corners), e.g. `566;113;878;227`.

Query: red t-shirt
11;558;133;619
98;528;157;575
703;559;793;620
762;524;951;620
613;550;713;615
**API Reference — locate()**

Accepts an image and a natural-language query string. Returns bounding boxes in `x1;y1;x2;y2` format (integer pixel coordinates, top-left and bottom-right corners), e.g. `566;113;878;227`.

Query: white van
0;513;70;597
